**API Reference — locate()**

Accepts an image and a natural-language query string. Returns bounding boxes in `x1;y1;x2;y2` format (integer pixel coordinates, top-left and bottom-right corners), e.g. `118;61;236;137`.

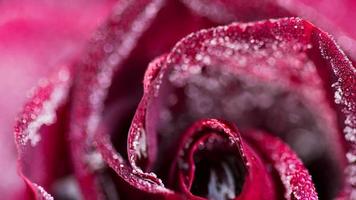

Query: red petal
68;0;168;198
14;67;71;199
0;1;114;198
245;130;318;199
180;0;356;60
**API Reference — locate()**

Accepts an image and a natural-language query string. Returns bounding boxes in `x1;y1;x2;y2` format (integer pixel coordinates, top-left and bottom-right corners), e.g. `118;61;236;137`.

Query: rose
7;0;356;199
6;0;355;199
8;0;356;200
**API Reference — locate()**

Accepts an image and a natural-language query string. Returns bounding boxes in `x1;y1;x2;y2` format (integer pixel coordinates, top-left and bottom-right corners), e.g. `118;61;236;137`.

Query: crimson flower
6;0;356;200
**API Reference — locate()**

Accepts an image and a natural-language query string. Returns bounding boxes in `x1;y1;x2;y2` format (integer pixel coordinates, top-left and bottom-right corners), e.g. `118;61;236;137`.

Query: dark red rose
4;0;356;200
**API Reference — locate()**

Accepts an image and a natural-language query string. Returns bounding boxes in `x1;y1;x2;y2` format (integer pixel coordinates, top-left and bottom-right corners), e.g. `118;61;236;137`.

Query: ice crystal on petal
16;68;70;147
33;183;54;200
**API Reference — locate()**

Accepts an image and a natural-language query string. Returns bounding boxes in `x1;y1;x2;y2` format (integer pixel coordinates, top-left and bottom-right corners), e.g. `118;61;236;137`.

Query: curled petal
245;130;318;200
68;0;166;198
14;67;71;199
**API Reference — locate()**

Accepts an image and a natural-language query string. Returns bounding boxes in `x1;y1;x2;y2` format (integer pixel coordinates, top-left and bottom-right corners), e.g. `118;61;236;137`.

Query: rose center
191;144;246;200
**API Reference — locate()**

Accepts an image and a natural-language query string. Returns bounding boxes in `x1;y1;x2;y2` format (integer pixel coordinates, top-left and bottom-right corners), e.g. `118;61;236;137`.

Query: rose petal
2;1;115;198
245;130;318;200
14;67;71;199
68;0;167;198
180;0;356;60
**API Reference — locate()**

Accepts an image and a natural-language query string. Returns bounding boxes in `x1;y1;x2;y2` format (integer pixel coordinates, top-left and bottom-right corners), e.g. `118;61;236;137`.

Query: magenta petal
68;0;166;198
14;67;71;199
245;130;318;199
0;1;114;198
181;0;356;60
144;55;167;92
94;130;176;197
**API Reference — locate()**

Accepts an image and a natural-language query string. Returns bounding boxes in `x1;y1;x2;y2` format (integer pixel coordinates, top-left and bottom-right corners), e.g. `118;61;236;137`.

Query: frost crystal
33;183;54;200
18;68;70;147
